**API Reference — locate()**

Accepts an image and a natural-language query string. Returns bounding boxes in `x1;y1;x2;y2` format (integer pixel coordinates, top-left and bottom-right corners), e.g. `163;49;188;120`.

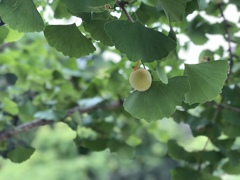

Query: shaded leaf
135;3;162;24
159;0;187;22
171;167;221;180
0;0;44;32
19;101;37;122
7;146;35;163
61;0;115;13
156;61;168;84
105;20;176;62
123;76;189;121
0;26;9;44
184;61;229;104
4;73;17;85
44;24;96;58
83;20;114;46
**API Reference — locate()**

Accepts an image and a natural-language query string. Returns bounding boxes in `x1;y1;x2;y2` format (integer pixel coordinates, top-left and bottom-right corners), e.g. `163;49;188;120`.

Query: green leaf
0;26;9;44
61;0;115;13
168;140;191;161
105;20;176;62
156;61;168;84
0;0;44;32
7;146;35;163
184;61;229;105
82;138;108;151
223;125;240;138
19;101;37;122
171;167;221;180
3;98;19;115
123;76;189;121
135;3;162;24
159;0;187;22
44;24;96;58
4;26;24;42
34;109;67;121
197;0;208;10
82;20;114;46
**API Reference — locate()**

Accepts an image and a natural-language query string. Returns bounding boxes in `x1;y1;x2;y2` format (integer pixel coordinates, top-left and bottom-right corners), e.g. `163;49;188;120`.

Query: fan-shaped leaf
156;61;168;84
184;61;229;104
105;20;176;62
159;0;187;22
7;146;35;163
83;20;114;46
61;0;115;13
44;24;96;58
0;26;9;44
0;0;44;32
123;76;189;121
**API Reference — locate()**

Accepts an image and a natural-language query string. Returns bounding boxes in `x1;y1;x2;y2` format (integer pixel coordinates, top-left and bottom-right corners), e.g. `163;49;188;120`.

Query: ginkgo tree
0;0;240;179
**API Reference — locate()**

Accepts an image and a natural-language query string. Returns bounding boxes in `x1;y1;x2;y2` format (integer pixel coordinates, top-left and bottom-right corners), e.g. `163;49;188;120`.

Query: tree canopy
0;0;240;179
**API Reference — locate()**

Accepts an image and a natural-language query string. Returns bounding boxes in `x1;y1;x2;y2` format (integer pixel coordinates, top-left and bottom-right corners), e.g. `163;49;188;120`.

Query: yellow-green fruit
129;68;152;91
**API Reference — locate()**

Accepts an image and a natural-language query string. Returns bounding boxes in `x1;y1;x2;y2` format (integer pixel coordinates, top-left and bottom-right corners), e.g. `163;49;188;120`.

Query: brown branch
207;101;240;113
0;100;123;142
116;0;134;22
218;3;234;78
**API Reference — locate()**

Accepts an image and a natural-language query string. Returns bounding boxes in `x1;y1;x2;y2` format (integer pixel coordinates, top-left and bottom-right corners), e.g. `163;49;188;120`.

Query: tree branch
116;0;134;22
207;101;240;113
0;100;123;142
218;3;234;78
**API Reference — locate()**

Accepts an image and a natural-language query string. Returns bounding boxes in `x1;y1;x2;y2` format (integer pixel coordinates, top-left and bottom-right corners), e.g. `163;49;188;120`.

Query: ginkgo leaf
156;61;168;84
123;76;189;121
7;146;35;163
159;0;187;22
44;24;96;58
105;20;176;62
61;0;115;13
184;60;229;104
83;20;114;46
0;0;44;32
0;26;9;44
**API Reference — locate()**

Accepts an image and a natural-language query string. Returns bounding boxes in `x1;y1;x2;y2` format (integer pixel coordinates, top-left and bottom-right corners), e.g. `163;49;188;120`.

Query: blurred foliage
0;0;240;179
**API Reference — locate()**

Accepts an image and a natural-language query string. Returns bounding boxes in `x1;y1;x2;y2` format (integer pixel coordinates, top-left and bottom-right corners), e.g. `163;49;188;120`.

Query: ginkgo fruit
129;68;152;91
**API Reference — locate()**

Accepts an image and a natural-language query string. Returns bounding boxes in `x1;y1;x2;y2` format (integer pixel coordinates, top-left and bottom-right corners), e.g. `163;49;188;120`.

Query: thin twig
197;138;210;171
207;101;240;113
218;3;234;78
116;0;134;22
0;100;123;142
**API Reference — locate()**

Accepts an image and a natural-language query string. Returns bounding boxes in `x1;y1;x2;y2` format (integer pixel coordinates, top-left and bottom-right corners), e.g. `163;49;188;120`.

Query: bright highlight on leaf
105;20;176;62
44;24;96;58
129;68;152;92
0;0;44;32
124;76;189;121
184;60;229;105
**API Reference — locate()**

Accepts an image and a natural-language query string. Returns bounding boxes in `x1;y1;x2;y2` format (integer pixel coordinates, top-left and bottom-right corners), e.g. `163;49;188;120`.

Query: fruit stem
132;60;141;71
